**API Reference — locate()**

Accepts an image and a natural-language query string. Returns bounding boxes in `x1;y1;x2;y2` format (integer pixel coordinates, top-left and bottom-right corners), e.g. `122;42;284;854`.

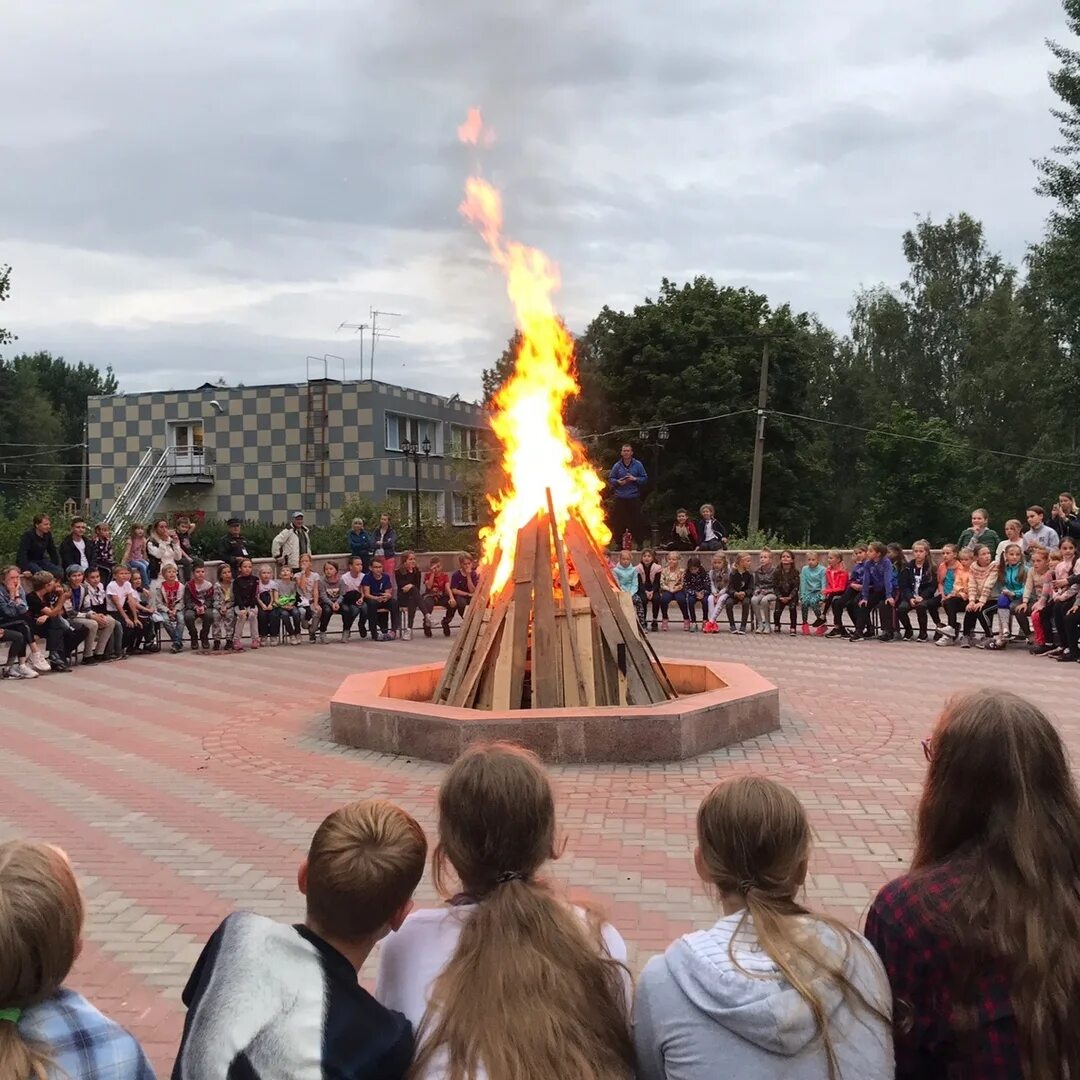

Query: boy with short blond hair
173;800;427;1080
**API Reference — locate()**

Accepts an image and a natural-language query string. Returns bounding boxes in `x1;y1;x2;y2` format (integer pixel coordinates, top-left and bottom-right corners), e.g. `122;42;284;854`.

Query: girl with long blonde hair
634;776;892;1079
867;689;1080;1078
376;742;633;1080
0;840;154;1080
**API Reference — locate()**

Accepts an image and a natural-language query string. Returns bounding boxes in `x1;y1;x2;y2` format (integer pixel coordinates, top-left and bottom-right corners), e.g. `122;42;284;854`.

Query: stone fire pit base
329;659;779;764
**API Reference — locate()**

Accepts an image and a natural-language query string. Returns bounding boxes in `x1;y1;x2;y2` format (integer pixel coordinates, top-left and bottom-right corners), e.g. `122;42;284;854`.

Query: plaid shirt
19;988;156;1080
865;862;1020;1079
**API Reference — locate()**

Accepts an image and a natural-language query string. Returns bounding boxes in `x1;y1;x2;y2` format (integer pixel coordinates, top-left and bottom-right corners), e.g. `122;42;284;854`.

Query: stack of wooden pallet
433;494;676;710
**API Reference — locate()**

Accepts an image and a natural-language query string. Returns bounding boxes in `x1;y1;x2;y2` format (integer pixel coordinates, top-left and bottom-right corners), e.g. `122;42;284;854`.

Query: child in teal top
612;549;644;624
799;551;826;633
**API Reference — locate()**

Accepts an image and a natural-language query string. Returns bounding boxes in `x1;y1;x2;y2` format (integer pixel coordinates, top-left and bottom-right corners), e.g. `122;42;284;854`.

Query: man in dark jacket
221;519;250;574
17;513;63;576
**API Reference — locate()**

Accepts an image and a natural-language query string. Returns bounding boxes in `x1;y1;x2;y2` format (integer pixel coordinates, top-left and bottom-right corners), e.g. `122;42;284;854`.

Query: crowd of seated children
6;690;1080;1079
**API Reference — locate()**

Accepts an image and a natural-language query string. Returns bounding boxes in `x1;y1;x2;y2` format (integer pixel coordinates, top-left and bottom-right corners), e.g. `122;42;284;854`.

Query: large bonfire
457;107;610;594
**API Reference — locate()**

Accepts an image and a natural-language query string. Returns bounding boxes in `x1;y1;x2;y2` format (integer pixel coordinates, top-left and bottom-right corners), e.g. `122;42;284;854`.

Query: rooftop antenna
370;308;404;382
337;321;370;380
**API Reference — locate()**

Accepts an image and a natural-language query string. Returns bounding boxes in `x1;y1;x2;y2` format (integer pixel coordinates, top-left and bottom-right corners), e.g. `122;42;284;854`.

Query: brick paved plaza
3;633;1077;1072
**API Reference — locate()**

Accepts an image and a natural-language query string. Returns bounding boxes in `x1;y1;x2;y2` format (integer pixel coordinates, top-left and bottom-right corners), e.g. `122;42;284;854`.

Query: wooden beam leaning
507;519;539;711
564;516;669;704
530;511;561;708
434;548;499;703
449;576;515;707
545;488;587;708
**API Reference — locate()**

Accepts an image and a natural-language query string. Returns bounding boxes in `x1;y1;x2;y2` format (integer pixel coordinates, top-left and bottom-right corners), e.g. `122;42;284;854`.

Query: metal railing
104;446;215;536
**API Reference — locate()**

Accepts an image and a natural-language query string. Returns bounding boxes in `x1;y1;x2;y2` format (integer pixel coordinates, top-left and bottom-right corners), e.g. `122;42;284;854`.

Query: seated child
704;552;729;632
232;557;259;650
151;562;185;653
340;556;368;642
683;555;710;629
296;553;322;644
637;549;662;632
174;801;426;1080
212;564;235;652
771;550;800;634
183;562;215;651
659;551;689;631
394;552;422;640
316;561;347;644
799;550;825;634
750;549;776;634
612;548;644;625
82;566;121;659
421;556;455;637
822;550;850;637
91;521;115;584
66;564;116;664
669;508;698;552
27;570;81;672
449;555;479;625
256;563;280;645
273;565;302;645
129;568;159;653
363;557;400;641
0;840;156;1080
725;553;753;634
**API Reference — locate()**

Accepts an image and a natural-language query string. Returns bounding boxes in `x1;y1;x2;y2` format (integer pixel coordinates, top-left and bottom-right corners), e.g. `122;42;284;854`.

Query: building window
385;413;441;454
452;492;481;525
387;489;445;524
449;424;481;460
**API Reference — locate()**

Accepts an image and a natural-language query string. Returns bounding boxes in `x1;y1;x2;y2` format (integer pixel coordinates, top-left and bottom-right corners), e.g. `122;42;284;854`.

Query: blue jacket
863;557;895;597
346;528;372;562
609;458;647;501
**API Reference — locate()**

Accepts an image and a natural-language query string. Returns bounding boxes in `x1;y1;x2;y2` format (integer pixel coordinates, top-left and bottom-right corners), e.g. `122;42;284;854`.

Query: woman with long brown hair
865;689;1080;1079
0;840;155;1080
376;742;633;1080
634;776;892;1079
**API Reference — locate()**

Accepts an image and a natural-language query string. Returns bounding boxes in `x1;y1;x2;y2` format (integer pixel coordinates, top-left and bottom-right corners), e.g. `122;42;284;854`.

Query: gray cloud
0;0;1068;399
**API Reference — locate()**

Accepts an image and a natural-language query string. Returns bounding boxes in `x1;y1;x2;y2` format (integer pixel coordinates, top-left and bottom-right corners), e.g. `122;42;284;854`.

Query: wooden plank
573;599;596;706
473;616;504;710
433;550;499;702
450;578;514;707
531;511;561;708
545;488;587;707
563;519;653;705
437;549;500;703
565;516;671;704
508;520;539;711
489;601;516;710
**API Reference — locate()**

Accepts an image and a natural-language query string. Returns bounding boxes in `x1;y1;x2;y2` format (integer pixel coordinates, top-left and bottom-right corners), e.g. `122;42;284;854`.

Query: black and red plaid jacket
865;861;1021;1079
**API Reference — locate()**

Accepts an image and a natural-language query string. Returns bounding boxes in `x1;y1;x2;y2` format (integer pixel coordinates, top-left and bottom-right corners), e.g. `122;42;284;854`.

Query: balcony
166;446;215;484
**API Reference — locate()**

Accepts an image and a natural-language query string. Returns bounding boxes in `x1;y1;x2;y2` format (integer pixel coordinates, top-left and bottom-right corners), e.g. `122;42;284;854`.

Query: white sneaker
402;627;412;641
30;652;50;673
17;662;40;679
342;629;351;643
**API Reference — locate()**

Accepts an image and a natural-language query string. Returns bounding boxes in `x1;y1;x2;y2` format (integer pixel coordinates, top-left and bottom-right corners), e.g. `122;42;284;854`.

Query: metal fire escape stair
104;448;173;537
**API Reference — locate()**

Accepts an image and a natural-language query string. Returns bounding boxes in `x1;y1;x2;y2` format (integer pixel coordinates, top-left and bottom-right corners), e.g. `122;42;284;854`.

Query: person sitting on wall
59;517;94;573
221;518;250;575
347;517;373;571
17;513;63;576
273;511;311;574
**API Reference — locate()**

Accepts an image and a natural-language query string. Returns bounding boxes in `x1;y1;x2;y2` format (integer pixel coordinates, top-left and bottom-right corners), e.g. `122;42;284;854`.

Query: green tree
481;331;522;406
0;264;14;350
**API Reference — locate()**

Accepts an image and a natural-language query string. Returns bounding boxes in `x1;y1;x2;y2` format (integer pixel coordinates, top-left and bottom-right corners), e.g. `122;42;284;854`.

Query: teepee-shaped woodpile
433;494;676;711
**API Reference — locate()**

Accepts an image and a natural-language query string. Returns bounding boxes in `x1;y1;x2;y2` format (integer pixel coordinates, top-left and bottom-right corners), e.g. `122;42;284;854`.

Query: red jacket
824;566;849;597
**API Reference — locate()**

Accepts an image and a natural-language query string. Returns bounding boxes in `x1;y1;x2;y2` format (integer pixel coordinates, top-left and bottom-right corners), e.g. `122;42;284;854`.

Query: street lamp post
638;424;670;548
401;436;432;551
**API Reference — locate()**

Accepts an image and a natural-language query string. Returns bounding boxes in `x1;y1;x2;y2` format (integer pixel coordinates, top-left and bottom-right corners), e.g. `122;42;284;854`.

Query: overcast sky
0;0;1068;399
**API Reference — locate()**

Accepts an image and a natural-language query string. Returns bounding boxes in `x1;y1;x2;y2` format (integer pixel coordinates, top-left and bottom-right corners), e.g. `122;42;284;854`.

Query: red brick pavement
2;630;1077;1074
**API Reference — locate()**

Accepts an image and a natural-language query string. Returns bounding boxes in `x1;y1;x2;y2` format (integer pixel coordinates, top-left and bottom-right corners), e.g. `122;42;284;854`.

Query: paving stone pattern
3;632;1078;1073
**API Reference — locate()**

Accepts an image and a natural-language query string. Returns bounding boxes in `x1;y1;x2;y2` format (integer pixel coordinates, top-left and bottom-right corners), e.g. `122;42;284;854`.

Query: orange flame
458;109;610;593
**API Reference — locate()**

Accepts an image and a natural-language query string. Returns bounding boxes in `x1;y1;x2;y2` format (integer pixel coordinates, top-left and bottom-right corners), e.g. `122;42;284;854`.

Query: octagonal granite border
329;659;779;764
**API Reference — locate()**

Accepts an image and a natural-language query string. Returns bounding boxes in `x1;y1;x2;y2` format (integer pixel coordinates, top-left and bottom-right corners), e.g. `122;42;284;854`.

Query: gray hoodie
633;911;893;1080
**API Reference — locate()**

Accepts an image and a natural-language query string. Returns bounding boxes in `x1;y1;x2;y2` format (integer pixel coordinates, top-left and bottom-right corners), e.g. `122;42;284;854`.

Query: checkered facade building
86;380;487;526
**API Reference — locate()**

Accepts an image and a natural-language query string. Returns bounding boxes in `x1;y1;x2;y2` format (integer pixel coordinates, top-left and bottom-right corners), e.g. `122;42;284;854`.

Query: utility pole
747;338;770;538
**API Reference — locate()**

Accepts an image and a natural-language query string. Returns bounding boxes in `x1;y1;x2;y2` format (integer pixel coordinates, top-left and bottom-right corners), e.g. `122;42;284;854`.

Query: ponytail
0;1022;49;1080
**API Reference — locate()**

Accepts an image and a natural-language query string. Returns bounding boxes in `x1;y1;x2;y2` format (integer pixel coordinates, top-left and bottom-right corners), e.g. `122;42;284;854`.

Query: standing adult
1024;505;1060;551
59;517;93;573
608;444;648;547
371;513;398;579
1051;492;1080;543
16;513;62;576
957;508;1000;554
346;517;373;571
221;518;250;575
272;511;311;574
